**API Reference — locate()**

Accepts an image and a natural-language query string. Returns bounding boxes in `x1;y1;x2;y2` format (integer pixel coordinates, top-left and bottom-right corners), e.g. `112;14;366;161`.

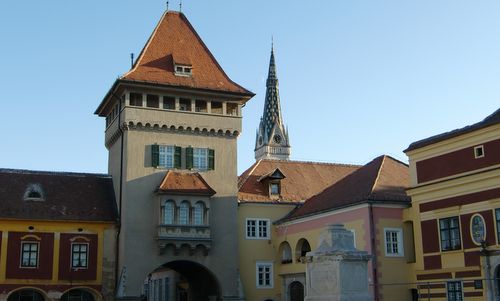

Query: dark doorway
8;290;45;301
60;289;95;301
289;281;304;301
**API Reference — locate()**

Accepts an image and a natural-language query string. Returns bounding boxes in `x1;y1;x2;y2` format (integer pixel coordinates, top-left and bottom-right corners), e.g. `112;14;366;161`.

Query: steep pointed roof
261;46;284;139
157;170;216;196
122;11;252;96
238;160;360;203
282;156;409;221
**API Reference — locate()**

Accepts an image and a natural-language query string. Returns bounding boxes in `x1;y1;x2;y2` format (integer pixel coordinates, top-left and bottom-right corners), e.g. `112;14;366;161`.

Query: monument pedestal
305;224;372;301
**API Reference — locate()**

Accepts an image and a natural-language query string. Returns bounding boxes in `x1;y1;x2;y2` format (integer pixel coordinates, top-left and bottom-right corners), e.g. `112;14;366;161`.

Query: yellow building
0;169;118;301
405;108;500;300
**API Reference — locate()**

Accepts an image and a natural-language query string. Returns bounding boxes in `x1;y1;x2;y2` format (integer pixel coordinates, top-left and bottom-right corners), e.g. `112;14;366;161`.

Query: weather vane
179;0;182;12
166;1;169;11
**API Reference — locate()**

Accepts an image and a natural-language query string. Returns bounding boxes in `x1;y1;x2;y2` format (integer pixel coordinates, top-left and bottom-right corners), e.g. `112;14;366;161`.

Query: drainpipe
369;203;380;301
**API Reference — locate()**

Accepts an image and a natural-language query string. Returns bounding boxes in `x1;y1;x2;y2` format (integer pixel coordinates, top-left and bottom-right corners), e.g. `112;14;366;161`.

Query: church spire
255;44;291;161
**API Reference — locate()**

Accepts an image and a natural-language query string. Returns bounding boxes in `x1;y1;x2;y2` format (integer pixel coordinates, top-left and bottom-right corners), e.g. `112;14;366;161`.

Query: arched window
295;238;311;262
163;201;175;224
194;202;205;225
279;241;292;264
8;289;45;301
179;201;190;225
60;289;95;301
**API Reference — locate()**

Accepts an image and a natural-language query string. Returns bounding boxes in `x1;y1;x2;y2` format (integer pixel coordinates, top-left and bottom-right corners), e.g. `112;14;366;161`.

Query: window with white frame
447;281;463;301
256;262;273;288
179;202;190;225
71;243;88;269
384;228;404;256
193;148;208;170
159;145;174;168
21;242;39;267
246;218;270;239
163;201;175;224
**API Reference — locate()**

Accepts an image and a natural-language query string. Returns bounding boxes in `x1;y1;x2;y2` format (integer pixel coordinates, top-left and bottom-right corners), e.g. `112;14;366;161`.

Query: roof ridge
369;156;386;195
0;168;110;178
259;159;362;168
238;160;262;189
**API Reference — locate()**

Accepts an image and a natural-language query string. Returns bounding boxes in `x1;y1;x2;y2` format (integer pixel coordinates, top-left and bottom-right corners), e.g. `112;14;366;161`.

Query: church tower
95;10;253;301
255;46;291;160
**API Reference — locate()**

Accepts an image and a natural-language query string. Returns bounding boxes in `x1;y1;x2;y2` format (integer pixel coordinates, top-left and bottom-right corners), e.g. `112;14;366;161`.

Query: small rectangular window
246;218;270;239
71;243;88;269
211;101;223;114
474;145;484;158
21;242;39;268
384;228;404;256
179;98;191;111
256;262;273;288
439;217;461;251
446;281;463;301
163;96;175;110
270;182;280;196
146;94;159;108
129;93;143;107
193;148;208;170
159;145;175;168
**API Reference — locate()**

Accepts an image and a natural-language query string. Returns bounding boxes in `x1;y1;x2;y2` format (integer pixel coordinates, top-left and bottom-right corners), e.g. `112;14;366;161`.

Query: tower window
226;103;238;116
211;101;223;114
195;100;207;112
163;96;175;110
146;94;159;108
474;145;484;158
179;98;192;111
129;93;143;107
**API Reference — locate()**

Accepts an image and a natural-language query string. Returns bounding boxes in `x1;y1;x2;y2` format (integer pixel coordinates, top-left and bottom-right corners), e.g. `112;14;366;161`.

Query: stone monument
305;224;372;301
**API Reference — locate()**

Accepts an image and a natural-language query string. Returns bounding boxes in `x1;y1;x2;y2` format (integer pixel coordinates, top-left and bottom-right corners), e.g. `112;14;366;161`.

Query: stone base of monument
305;224;372;301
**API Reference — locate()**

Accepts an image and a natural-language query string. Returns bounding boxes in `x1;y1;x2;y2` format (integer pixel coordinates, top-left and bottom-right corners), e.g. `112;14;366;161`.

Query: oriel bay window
179;201;190;225
439;216;461;251
162;200;175;224
194;202;205;225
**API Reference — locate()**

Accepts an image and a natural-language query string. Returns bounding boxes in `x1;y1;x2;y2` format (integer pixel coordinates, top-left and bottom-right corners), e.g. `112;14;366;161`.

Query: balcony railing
157;224;212;255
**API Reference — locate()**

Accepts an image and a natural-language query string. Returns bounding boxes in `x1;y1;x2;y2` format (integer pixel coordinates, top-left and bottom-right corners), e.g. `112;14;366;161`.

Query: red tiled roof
0;169;117;222
284;156;410;221
122;11;253;96
238;160;360;203
157;171;215;196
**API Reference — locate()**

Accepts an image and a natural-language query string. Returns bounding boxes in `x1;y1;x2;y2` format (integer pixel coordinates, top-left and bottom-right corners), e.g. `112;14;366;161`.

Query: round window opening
470;214;486;245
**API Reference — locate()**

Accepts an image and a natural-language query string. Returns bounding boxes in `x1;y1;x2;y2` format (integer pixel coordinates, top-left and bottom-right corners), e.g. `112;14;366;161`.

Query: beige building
95;10;254;301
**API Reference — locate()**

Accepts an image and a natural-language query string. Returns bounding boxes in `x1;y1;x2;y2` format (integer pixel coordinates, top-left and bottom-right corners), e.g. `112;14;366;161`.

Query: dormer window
174;64;192;77
270;182;280;196
23;184;45;201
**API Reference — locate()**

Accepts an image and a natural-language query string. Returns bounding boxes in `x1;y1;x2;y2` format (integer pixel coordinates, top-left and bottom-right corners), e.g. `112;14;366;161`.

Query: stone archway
145;260;221;301
60;289;96;301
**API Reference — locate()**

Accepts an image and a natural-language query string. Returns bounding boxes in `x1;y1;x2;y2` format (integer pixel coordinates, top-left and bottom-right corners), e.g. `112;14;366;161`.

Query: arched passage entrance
146;260;220;301
289;281;304;301
8;289;46;301
60;289;96;301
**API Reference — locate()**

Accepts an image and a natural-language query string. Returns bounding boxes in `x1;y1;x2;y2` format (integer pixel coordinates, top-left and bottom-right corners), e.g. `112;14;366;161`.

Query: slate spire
255;45;291;161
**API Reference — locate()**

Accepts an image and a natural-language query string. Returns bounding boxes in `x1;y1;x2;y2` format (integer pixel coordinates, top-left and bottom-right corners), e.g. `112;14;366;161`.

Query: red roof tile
122;11;252;96
157;171;215;196
284;156;410;221
238;160;360;203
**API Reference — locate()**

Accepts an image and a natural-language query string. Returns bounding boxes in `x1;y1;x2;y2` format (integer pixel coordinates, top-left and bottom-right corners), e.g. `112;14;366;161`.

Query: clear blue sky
1;1;499;174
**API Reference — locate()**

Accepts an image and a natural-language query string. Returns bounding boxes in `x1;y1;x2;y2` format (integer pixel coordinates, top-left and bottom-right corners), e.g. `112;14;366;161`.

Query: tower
254;45;291;161
94;11;254;301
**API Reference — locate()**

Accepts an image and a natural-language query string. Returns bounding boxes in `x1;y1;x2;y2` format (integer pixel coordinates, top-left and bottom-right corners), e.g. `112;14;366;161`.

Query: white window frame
384;227;404;257
193;148;208;170
71;242;89;269
255;261;274;289
246;218;270;239
474;145;485;159
158;145;174;168
174;64;192;77
20;241;39;268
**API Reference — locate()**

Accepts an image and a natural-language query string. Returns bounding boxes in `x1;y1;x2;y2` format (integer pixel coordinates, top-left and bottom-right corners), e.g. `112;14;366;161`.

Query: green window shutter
174;146;182;169
186;147;193;170
208;149;215;170
151;144;159;167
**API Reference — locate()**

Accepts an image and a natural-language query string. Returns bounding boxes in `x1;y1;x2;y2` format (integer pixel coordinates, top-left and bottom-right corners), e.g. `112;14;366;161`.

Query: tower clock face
273;134;282;144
